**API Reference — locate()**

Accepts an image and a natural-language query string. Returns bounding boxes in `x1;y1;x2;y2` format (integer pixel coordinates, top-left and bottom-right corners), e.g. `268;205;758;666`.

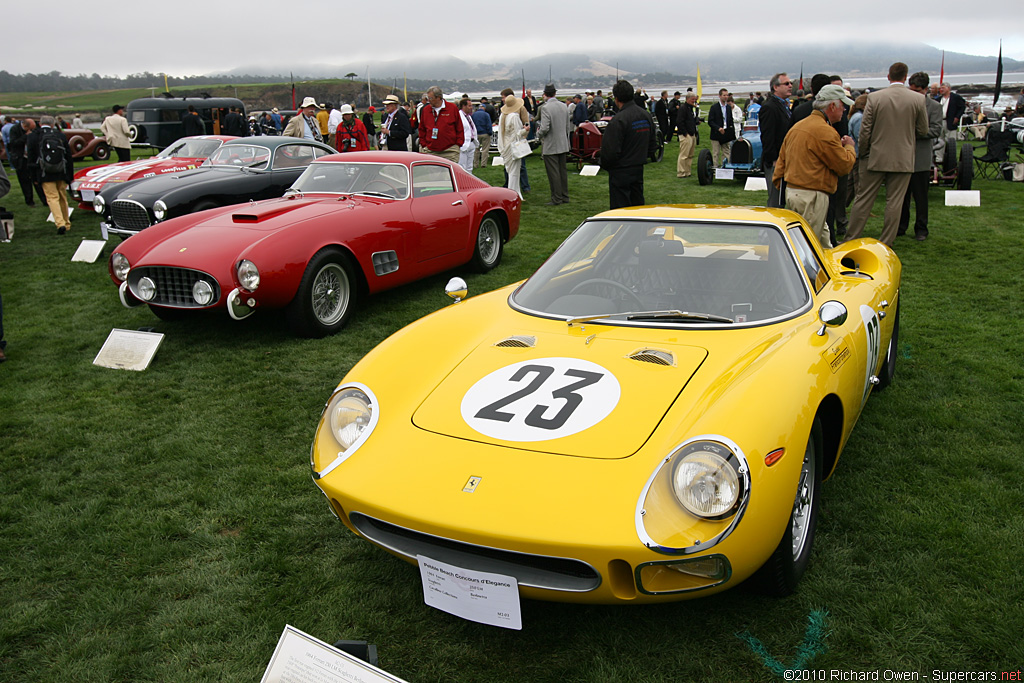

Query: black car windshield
203;144;271;170
158;138;224;159
510;219;811;326
290;162;410;199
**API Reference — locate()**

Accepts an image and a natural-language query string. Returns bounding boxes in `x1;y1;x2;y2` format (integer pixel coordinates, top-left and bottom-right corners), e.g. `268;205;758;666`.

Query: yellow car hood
412;327;707;459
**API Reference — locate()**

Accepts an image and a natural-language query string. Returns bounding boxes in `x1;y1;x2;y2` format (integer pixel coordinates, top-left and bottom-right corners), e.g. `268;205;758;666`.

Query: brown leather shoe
0;348;7;362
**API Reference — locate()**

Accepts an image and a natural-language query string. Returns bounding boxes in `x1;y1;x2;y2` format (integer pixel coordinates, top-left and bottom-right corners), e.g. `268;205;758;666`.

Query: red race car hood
128;195;374;265
74;157;206;188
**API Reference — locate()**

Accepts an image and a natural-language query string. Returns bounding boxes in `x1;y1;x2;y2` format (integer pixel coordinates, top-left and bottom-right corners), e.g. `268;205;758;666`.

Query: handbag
511;139;532;160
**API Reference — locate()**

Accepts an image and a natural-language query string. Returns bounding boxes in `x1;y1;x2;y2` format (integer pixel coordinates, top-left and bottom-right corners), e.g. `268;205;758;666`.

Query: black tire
875;301;900;390
92;143;111;161
956;145;973;190
470;214;503;273
750;417;822;596
697;148;714;186
942;138;957;174
649;131;665;163
148;305;190;322
286;248;357;338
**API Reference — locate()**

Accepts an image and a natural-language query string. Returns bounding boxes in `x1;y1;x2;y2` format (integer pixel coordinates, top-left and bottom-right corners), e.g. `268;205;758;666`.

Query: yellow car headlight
671;443;742;519
312;384;378;478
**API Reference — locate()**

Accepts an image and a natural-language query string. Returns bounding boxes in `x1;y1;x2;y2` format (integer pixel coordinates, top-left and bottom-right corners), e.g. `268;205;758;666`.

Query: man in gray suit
845;62;930;246
537;84;572;205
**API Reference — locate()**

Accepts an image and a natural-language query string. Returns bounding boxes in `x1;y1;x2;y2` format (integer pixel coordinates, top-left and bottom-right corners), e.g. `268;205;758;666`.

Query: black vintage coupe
93;137;335;238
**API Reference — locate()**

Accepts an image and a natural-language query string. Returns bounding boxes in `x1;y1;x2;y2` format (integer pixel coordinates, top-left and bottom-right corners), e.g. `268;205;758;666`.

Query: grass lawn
1;137;1022;682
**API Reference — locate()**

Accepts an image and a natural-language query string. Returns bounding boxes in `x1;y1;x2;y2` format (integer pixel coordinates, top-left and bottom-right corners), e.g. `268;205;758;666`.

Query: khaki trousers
422;145;461;163
845;169;911;246
677;135;695;177
43;181;71;230
475;134;491;168
785;187;831;250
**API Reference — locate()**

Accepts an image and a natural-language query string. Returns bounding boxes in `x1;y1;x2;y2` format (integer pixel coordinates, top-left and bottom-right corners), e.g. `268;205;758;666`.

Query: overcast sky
5;1;1022;78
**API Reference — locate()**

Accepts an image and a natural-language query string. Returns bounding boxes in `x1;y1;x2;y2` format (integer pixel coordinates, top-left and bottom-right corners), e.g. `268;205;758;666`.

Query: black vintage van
125;96;246;149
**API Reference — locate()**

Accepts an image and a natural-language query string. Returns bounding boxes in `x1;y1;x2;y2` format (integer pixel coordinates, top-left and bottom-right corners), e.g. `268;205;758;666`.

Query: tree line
0;71;290;93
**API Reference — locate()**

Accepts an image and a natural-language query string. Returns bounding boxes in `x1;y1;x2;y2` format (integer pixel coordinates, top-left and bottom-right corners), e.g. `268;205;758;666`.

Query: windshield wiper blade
357;191;395;198
627;310;734;323
567;309;733;326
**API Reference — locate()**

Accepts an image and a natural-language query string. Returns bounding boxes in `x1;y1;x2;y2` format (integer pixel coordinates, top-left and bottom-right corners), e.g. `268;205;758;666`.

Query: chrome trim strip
310;382;380;479
226;287;255;321
634;434;752;556
634;554;733;595
349;512;602;593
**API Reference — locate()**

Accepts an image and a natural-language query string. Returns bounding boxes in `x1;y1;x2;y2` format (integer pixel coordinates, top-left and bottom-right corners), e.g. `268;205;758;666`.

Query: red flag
939;51;944;88
521;70;526;99
290;72;296;110
799;63;804;92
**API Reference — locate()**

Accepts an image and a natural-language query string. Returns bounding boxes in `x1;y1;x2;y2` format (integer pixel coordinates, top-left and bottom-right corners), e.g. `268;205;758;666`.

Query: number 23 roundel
461;357;621;442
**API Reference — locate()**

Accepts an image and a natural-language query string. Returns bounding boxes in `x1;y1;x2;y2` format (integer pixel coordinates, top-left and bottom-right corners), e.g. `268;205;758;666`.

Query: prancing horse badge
462;476;482;493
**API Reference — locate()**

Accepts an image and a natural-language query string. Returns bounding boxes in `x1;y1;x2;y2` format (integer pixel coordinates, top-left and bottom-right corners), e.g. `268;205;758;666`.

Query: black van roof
126;96;245;110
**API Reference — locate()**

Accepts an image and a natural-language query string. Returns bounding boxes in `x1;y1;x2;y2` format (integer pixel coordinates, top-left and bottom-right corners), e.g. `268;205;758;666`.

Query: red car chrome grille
128;266;220;308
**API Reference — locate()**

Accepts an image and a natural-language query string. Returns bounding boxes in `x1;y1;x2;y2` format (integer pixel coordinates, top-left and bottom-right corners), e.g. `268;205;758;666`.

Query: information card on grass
417;555;522;630
261;625;407;683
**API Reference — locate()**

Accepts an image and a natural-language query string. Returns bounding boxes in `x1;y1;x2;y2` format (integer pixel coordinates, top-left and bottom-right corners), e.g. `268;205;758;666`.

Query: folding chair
974;123;1016;179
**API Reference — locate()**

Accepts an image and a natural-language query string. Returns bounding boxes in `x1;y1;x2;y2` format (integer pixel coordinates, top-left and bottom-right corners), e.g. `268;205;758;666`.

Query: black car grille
110;199;153;230
128;266;220;308
349;512;601;592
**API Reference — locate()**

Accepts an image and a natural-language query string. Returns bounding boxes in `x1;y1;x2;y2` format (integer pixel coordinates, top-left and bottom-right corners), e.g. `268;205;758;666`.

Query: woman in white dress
498;95;528;199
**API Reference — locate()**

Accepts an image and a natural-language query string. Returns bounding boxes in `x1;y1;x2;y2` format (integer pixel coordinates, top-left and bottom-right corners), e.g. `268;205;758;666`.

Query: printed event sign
418;556;522;630
93;329;164;371
261;625;406;683
715;168;735;180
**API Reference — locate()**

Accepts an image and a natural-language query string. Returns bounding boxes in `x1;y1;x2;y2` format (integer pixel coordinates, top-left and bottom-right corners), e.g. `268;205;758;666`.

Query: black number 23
475;364;604;431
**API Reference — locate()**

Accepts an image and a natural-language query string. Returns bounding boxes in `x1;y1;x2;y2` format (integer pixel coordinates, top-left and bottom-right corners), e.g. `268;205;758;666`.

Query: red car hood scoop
231;197;319;223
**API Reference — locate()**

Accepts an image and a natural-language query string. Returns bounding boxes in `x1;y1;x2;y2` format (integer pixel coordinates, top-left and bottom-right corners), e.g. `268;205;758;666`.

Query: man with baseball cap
772;84;857;250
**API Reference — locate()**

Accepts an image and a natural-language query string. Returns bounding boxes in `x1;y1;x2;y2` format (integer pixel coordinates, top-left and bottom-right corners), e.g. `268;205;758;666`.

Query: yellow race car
310;206;901;608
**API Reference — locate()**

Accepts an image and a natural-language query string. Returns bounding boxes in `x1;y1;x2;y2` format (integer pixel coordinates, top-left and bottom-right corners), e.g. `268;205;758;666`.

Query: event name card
715;168;735;180
93;329;164;371
418;555;522;630
72;240;106;263
579;165;600;176
261;625;406;683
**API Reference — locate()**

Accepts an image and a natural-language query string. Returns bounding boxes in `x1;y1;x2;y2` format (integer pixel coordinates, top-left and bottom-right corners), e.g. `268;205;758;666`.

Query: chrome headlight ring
153;200;168;221
111;253;130;282
236;260;260;292
635;435;751;556
310;383;379;479
92;194;106;214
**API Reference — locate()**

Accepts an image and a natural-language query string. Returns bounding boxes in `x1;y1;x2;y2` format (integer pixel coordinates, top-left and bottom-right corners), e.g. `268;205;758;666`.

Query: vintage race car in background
94;136;335;238
310;206;901;611
69;135;236;209
108;152;521;337
569;118;665;168
697;119;763;185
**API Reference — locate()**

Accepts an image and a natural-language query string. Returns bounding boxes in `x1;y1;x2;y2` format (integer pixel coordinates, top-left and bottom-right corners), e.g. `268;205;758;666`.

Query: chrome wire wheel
311;262;350;326
477;217;500;266
791;435;817;560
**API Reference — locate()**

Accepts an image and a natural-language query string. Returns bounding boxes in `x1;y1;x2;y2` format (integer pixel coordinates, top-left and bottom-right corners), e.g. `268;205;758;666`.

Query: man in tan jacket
844;62;930;246
101;105;132;162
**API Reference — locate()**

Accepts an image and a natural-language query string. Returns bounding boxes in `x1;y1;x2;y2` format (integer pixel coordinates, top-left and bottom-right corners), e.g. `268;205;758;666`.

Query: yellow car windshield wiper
567;310;733;326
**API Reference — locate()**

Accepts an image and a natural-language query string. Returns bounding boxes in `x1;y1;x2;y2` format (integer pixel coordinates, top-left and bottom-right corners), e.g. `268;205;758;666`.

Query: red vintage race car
108;152;521;337
69;135;236;209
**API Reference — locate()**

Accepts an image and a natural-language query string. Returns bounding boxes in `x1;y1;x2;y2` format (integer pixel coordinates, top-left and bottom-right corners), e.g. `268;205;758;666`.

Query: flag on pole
799;63;804;92
163;73;169;92
403;73;407;103
290;72;295;110
522;70;526;99
696;63;702;101
993;41;1003;106
939;51;944;88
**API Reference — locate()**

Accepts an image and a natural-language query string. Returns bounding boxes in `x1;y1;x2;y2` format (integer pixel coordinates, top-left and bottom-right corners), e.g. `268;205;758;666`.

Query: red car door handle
451;200;464;206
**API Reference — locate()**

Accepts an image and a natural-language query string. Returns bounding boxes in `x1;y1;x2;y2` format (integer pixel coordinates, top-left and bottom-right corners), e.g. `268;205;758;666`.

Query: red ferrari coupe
69;135;236;208
109;152;521;337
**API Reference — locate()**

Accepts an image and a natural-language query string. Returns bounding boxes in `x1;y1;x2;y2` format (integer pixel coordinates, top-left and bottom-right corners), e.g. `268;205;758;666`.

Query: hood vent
628;348;675;366
493;335;537;348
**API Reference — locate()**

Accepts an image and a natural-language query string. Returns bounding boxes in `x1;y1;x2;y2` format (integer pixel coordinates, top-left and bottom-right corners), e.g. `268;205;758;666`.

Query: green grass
1;138;1022;682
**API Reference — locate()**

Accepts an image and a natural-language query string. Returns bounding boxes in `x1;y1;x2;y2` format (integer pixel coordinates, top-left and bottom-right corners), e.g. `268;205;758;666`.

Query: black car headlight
153;200;168;221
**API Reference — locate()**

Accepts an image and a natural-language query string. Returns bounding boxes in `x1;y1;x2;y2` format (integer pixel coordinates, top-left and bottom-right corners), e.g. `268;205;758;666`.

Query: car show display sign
417;556;522;630
261;625;407;683
93;329;164;371
715;168;735;180
71;240;106;263
945;190;981;206
744;177;768;191
579;165;600;176
46;206;74;224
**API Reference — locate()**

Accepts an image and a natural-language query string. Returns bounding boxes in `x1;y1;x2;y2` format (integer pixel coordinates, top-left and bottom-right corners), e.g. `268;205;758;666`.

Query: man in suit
844;62;930;246
379;95;411;151
759;73;794;208
707;88;735;166
536;84;571;205
935;82;967;165
898;72;944;241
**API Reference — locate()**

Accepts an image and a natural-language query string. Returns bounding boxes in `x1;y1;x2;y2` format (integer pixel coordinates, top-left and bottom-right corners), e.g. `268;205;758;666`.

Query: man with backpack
26;115;74;234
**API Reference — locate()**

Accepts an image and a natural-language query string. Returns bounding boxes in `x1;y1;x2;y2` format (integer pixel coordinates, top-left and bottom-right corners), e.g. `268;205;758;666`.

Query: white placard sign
744;176;768;191
100;221;110;241
72;239;107;263
579;165;601;176
492;156;504;166
715;168;735;180
81;189;96;202
260;625;407;683
47;206;75;223
945;190;980;206
93;329;164;371
418;556;522;630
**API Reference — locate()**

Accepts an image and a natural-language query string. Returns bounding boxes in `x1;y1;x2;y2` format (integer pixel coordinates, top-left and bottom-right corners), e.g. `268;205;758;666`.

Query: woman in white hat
498;95;529;199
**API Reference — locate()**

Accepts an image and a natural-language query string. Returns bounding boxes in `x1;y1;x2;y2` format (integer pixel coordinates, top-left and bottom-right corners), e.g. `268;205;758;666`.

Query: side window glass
412;164;455;198
787;226;829;293
273;144;316;170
